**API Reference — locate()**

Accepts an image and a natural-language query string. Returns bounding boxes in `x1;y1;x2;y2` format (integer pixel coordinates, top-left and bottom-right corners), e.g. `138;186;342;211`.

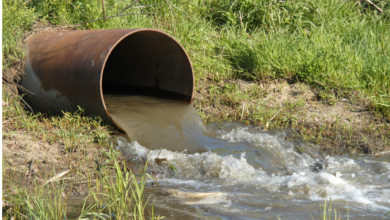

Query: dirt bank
193;78;390;155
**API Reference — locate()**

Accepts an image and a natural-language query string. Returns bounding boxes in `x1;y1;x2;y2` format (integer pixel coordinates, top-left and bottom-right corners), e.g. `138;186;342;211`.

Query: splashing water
106;95;390;219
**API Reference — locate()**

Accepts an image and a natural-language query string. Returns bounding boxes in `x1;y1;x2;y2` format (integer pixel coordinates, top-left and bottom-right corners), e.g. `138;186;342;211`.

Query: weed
318;91;337;106
168;163;177;173
4;0;388;115
3;0;38;69
3;0;390;217
80;155;159;220
2;144;161;219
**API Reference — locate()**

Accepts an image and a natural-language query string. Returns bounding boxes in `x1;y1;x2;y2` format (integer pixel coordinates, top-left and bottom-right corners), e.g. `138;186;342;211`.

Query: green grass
2;0;390;217
2;89;112;151
2;144;161;220
3;0;390;117
2;0;38;70
80;154;159;220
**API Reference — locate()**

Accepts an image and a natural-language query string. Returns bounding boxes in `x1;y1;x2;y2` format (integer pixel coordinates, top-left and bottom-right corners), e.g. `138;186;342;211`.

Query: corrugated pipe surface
20;29;194;131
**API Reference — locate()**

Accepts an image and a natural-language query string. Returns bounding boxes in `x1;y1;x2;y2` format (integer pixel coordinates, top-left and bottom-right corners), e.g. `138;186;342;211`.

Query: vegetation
2;0;390;151
3;0;390;115
2;80;168;219
2;90;111;152
3;0;36;66
2;0;390;218
3;143;160;219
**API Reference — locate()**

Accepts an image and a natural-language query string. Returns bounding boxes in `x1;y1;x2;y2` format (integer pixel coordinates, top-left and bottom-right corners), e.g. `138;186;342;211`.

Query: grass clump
219;12;390;113
3;144;161;219
4;0;390;115
2;89;112;152
81;154;159;220
2;0;390;216
2;0;38;69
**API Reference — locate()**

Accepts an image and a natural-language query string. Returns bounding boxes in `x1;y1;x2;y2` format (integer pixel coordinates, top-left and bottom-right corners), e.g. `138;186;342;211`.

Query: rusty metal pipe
20;29;194;131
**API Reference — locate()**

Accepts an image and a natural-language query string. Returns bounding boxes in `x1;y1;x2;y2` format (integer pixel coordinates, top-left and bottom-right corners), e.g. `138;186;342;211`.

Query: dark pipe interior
102;30;193;102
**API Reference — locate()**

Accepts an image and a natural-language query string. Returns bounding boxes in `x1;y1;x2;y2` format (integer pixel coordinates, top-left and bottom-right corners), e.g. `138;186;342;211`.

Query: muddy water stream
105;95;390;219
104;95;210;153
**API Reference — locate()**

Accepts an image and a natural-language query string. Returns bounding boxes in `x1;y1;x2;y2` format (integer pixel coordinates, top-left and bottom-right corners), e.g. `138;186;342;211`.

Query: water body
105;95;390;219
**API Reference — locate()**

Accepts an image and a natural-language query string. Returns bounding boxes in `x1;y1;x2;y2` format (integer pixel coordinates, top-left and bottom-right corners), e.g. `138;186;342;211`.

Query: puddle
104;95;390;219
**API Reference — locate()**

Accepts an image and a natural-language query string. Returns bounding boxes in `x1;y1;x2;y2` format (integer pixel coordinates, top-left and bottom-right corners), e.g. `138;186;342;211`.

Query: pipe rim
99;29;194;132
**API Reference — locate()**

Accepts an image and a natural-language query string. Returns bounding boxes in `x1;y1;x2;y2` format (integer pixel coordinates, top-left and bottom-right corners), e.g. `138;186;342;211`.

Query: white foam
117;137;266;181
115;125;390;217
281;166;390;211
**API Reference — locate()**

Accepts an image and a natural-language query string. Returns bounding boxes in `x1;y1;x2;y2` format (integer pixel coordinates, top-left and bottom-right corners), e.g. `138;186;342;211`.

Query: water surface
104;95;210;153
105;95;390;219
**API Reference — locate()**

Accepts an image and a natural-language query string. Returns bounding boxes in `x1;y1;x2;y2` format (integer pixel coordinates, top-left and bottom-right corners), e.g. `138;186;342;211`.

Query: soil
6;20;388;148
2;126;152;202
3;132;106;196
3;21;92;200
193;78;390;155
2;20;390;205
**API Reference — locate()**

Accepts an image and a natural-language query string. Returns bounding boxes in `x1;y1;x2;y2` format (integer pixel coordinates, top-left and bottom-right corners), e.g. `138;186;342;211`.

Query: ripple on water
108;95;390;219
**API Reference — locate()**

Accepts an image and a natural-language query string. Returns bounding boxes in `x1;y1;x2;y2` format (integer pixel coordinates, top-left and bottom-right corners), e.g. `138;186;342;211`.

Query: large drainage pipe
20;29;194;131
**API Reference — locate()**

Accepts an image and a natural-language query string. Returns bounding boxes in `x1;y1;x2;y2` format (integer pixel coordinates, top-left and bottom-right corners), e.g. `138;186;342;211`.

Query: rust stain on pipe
20;29;194;131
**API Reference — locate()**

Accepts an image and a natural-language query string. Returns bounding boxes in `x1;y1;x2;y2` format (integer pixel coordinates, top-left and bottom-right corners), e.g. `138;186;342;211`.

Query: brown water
104;95;210;153
104;95;390;219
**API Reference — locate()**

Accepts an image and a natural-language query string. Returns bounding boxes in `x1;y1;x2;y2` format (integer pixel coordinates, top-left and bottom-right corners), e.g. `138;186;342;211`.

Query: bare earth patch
194;78;390;155
3;131;106;196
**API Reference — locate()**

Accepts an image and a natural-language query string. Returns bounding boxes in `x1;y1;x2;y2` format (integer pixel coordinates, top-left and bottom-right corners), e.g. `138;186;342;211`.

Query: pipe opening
102;30;194;102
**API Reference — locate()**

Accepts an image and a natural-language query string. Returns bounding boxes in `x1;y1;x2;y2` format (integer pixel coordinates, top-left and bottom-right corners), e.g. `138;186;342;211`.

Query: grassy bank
4;0;390;115
2;0;390;218
3;146;160;220
2;0;390;147
2;85;164;219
